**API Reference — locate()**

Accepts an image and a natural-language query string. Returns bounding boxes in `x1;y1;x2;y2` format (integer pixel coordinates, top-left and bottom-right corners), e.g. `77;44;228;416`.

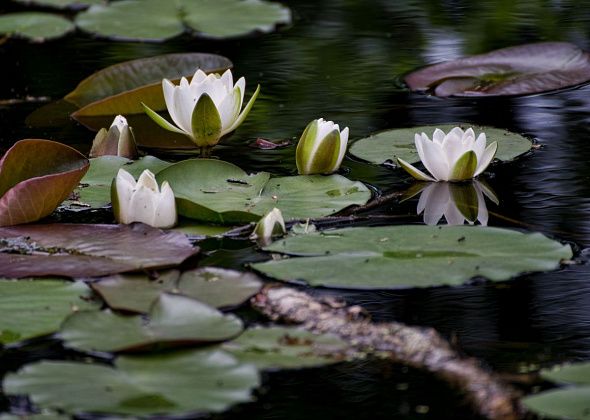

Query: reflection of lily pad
0;13;74;41
405;42;590;97
60;294;243;352
157;159;371;224
91;267;263;313
222;327;348;369
252;225;572;289
350;124;531;166
0;223;199;278
4;349;259;415
523;362;590;420
64;155;172;209
75;0;291;42
0;280;98;344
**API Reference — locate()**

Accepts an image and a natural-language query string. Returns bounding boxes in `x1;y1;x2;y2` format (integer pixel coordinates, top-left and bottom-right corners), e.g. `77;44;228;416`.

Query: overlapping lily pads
75;0;291;42
222;327;348;369
0;13;74;41
0;280;98;344
0;223;199;278
60;294;242;352
252;225;572;289
405;42;590;97
64;155;172;209
0;139;89;226
4;349;259;415
91;267;263;313
349;124;531;166
523;362;590;419
156;159;371;224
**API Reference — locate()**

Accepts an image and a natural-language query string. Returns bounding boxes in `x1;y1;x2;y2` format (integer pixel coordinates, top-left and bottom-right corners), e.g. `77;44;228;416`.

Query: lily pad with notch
405;42;590;97
60;293;243;353
0;223;199;278
156;159;371;224
251;225;572;289
349;124;531;166
4;348;259;416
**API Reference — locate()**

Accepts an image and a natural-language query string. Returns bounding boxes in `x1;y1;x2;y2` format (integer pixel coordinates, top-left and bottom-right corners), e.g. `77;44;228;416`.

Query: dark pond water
3;0;590;418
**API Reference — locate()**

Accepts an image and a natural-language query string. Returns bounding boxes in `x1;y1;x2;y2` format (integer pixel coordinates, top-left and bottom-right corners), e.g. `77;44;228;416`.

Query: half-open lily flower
296;118;349;175
89;115;138;159
142;69;260;157
111;169;177;228
397;127;497;182
250;207;286;245
415;180;499;226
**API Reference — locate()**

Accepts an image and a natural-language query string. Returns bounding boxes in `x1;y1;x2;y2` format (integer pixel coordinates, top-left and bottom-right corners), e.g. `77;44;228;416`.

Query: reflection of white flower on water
415;180;499;226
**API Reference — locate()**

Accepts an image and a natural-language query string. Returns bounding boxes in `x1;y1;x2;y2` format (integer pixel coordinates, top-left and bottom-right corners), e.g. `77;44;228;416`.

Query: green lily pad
4;349;259;415
0;279;98;344
67;53;232;116
251;225;572;289
523;362;590;420
0;139;89;226
75;0;291;42
349;124;531;166
60;293;243;352
222;326;348;369
13;0;102;8
64;155;172;210
156;159;371;224
0;13;74;41
405;42;590;97
91;267;263;313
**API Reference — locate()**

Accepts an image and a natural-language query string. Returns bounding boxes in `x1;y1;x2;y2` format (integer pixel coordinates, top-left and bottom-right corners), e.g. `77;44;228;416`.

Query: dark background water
2;0;590;418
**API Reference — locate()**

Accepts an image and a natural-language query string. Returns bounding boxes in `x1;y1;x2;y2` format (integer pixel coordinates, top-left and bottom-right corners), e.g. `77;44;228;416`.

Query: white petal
475;187;489;226
445;201;467;225
234;77;245;107
420;137;449;181
216;86;241;130
114;169;136;223
474;141;497;176
136;170;158;192
220;69;234;89
128;185;158;226
441;130;465;170
463;128;475;142
110;115;128;131
473;133;487;161
449;126;464;139
432;128;445;144
334;126;349;168
172;84;194;134
315;119;336;142
153;181;177;228
191;69;208;85
162;79;178;122
421;182;450;225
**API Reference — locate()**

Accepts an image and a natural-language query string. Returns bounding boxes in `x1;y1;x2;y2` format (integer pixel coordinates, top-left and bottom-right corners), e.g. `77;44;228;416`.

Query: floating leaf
156;159;371;224
0;223;199;278
0;280;98;344
0;140;89;226
252;225;572;289
523;362;590;420
75;0;291;42
4;349;259;415
349;124;531;166
91;267;262;313
60;294;243;352
64;155;172;210
13;0;102;9
222;327;348;369
0;13;74;41
405;42;590;97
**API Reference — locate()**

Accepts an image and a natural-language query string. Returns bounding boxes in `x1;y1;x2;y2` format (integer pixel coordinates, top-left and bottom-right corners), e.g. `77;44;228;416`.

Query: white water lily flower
142;69;260;156
250;207;286;245
397;127;497;182
296;118;349;175
416;180;499;226
89;115;138;159
111;169;177;228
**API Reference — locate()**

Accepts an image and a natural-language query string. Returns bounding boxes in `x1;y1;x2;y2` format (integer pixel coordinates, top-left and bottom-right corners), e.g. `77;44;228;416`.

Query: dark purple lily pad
0;139;89;227
405;42;590;97
0;223;199;278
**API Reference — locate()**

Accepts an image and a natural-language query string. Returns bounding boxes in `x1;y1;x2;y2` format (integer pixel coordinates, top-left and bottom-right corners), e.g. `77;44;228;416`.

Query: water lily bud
111;168;177;228
296;118;349;175
89;115;138;159
251;208;286;245
142;69;260;157
397;127;497;182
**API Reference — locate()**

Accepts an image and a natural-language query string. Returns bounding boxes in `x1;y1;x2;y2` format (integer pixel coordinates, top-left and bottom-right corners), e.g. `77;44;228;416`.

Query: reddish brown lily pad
405;42;590;97
0;139;89;226
0;223;199;278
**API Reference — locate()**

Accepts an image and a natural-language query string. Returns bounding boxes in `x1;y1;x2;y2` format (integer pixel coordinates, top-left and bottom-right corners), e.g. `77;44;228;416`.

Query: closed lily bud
296;118;349;175
250;208;286;245
89;115;138;159
111;169;177;228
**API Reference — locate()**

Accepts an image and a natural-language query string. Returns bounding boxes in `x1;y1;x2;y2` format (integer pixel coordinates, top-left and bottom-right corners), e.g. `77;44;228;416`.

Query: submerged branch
252;285;522;420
